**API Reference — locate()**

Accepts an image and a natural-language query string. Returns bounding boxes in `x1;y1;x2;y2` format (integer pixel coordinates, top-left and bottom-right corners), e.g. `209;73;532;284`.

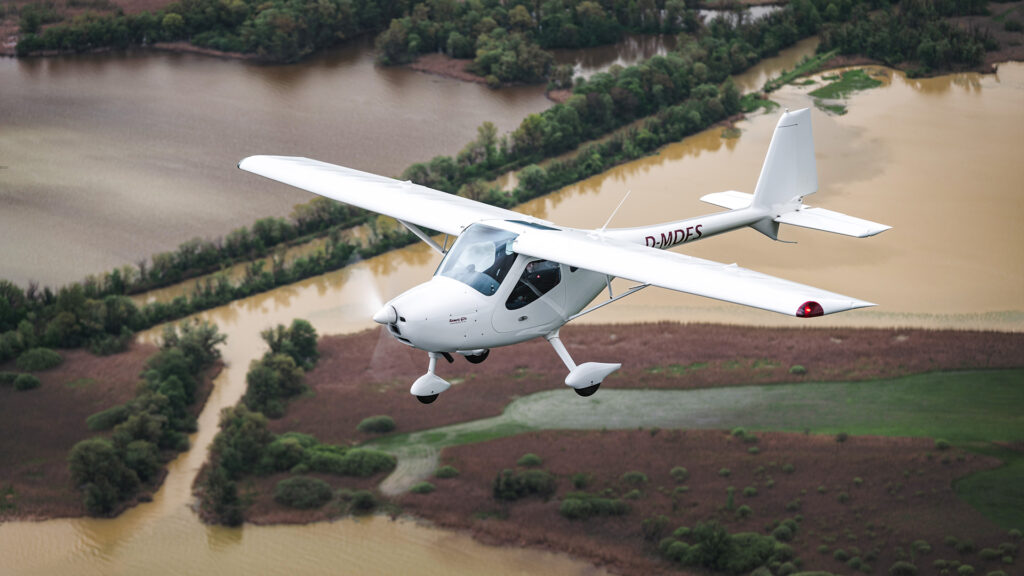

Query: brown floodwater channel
1;38;1022;575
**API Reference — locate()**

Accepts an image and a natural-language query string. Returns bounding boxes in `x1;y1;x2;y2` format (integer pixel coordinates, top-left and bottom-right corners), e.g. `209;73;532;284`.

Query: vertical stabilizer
752;108;817;214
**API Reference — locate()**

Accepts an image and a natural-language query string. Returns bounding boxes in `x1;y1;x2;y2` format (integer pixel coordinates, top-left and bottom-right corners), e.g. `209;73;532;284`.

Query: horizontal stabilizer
700;191;753;210
775;207;891;238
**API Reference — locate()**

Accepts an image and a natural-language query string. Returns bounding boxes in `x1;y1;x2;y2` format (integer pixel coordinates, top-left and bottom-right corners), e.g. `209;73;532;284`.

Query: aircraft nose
373;304;398;325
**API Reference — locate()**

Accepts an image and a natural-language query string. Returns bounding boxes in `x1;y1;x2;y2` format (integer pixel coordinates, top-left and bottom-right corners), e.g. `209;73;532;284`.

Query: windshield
437;225;518;295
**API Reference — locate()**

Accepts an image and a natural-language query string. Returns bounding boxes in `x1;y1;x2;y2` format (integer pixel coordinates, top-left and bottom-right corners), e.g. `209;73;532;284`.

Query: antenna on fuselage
599;189;632;234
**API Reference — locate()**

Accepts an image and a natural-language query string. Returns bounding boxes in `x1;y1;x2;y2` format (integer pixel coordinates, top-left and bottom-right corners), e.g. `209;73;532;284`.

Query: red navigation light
796;301;824;318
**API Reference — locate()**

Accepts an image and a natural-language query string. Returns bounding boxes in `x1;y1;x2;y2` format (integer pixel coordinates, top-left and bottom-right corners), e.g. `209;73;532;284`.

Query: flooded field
1;37;1021;575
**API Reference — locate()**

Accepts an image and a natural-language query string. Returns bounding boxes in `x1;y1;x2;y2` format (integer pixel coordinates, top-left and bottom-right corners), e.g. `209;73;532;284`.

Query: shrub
1009;529;1022;541
778;561;797;575
736;504;753;519
13;373;41;391
642;514;670;541
889;561;919;576
854;477;864;486
722;532;775;573
517;453;542;467
435;465;459;479
789;365;807;375
16;347;63;371
749;446;761;455
356;415;396;434
986;571;1007;576
978;548;1000;561
744;486;758;497
782;463;795;474
273;476;332;509
718;468;731;478
86;405;129;431
625;489;642;500
665;540;691;563
773;523;794;542
670;466;689;483
946;536;959;547
731;427;746;438
957;566;974;576
348;490;377;514
786;498;802;512
622;471;647;485
837;432;849;443
0;371;18;386
261;436;308;473
838;491;850;504
835;549;851;562
936;439;952;451
848;556;864;569
307;447;396;477
571;472;590;489
559;492;628;520
410;482;435;494
493;469;556;501
957;540;976;554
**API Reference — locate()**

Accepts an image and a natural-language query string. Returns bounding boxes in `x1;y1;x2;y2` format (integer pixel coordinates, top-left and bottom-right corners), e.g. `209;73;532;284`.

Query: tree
68;438;139;515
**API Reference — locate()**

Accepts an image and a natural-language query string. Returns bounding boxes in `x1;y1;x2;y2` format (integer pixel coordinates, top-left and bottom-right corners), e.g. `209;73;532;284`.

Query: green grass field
368;370;1024;524
809;68;883;100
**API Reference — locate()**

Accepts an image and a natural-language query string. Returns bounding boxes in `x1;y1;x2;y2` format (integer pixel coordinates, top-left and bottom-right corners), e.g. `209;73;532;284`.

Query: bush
782;463;795;474
838;491;850;504
835;549;851;562
622;471;647;485
493;469;556;501
16;348;63;371
743;486;758;497
957;566;974;576
718;468;731;477
936;439;952;451
773;523;794;542
642;514;670;541
670;466;689;483
558;492;628;520
410;482;435;494
357;415;396;434
837;432;849;443
778;562;797;575
0;371;18;386
348;490;377;514
957;540;976;554
979;548;1001;560
748;446;761;455
986;571;1007;576
889;561;919;576
435;465;459;479
517;453;542;467
571;472;590;489
1009;529;1022;540
736;504;753;519
86;405;129;431
721;532;775;573
13;373;40;391
789;365;807;375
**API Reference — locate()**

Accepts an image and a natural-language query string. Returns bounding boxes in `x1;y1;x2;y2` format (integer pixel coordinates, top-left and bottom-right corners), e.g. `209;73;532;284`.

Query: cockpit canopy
436;224;518;295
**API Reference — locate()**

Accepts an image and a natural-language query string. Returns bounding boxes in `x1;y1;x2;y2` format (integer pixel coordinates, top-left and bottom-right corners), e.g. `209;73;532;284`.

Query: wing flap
775;207;891;238
513;229;873;317
238;155;528;236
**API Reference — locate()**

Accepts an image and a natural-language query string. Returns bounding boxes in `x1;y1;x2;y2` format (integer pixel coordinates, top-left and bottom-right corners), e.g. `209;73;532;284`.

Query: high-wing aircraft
239;108;889;404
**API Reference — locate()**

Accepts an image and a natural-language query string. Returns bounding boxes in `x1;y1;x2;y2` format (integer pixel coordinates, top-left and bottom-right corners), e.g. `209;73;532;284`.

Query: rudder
751;108;817;214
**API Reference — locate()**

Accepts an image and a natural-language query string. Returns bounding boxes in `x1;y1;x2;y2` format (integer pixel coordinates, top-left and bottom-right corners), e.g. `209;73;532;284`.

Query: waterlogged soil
400;430;1011;576
0;344;220;520
275;323;1024;447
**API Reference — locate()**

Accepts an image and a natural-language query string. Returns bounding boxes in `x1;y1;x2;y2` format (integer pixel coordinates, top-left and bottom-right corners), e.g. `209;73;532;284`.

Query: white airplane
240;108;889;404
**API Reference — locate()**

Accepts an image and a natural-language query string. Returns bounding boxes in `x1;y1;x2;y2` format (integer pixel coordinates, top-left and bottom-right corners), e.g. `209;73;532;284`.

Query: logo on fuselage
645;224;703;248
449;316;467;325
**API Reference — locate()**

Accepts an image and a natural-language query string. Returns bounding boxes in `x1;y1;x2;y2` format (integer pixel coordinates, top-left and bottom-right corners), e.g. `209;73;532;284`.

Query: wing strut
568;283;649;322
397;220;444;254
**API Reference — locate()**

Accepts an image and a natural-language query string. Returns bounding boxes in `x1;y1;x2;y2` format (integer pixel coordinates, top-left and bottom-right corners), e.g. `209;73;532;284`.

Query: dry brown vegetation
400;429;1010;576
0;343;220;519
0;343;154;518
272;324;1024;446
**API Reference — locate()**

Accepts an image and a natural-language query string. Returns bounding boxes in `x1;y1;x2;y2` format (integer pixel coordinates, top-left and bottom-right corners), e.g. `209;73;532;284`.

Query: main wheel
465;349;490;364
416;394;439;404
574;384;600;397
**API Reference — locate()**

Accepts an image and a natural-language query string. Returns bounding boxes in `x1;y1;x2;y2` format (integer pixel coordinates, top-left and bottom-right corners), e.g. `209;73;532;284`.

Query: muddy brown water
1;38;1022;575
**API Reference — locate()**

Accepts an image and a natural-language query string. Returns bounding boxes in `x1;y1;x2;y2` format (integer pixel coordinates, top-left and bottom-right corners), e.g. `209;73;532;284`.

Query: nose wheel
410;352;452;405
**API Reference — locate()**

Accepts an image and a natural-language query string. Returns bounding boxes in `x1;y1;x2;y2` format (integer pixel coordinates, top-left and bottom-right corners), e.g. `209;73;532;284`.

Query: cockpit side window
505;260;561;310
436;225;518;295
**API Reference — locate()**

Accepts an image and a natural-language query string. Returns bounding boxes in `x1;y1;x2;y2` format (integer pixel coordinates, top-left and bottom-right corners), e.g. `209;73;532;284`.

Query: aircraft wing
513;228;873;317
238;156;530;236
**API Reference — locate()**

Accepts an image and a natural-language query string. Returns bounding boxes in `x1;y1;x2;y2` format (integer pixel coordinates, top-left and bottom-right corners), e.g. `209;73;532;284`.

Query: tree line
195;319;395;524
68;320;226;516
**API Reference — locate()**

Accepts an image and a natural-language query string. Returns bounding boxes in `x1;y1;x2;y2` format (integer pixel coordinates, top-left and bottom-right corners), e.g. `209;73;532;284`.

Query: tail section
752;108;818;213
702;108;889;240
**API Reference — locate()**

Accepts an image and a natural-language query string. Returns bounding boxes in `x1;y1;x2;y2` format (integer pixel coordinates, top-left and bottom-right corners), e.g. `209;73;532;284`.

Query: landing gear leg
410;352;451;404
545;330;621;397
